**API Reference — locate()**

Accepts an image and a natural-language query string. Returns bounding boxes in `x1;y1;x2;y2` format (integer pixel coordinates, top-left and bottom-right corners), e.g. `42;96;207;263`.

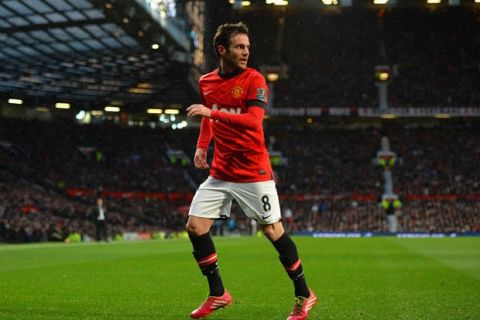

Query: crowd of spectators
265;121;480;233
1;118;479;242
0;119;192;193
0;120;192;242
0;173;188;243
280;199;480;234
389;125;480;195
267;122;480;196
167;120;480;233
0;171;90;243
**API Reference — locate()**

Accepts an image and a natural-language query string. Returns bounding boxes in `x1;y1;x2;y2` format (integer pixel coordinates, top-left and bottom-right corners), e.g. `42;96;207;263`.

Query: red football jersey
196;67;273;182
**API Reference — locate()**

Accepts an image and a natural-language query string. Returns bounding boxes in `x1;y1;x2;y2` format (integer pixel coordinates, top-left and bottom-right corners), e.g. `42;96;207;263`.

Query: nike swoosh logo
261;214;272;220
204;90;214;95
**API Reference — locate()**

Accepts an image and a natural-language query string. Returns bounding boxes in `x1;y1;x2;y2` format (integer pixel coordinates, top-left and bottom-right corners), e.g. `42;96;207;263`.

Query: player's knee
261;222;284;241
185;221;196;235
186;220;205;236
262;225;277;241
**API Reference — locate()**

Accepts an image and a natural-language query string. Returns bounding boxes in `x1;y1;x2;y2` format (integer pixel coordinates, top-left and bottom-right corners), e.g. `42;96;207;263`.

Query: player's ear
217;45;226;56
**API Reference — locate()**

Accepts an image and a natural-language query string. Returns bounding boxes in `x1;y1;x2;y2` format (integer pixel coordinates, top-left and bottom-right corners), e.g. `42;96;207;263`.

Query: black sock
189;232;225;296
272;233;310;297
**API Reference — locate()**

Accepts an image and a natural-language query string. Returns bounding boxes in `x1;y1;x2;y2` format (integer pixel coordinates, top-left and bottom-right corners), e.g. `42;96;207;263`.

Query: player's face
222;33;250;72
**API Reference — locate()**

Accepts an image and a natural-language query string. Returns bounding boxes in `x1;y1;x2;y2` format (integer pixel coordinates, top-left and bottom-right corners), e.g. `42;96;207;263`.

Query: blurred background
0;0;479;243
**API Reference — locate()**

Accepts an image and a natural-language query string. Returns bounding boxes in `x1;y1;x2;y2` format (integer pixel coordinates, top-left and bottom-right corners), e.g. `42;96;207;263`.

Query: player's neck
218;62;245;78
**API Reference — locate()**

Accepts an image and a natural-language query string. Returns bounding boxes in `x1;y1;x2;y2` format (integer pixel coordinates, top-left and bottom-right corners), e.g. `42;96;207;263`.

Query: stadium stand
1;2;480;242
1;118;480;242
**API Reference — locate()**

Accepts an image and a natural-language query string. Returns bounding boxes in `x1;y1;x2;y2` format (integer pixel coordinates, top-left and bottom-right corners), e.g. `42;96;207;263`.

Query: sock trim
287;259;302;272
197;253;218;267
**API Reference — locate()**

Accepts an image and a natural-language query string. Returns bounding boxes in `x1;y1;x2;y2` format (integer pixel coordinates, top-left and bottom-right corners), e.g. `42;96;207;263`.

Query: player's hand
187;104;212;118
194;148;210;169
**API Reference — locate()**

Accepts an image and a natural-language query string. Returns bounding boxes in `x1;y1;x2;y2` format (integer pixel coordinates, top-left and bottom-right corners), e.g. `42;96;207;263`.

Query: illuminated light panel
378;72;390;81
266;73;279;82
76;110;86;120
266;0;288;5
8;98;23;104
55;102;70;109
381;114;397;119
164;109;180;115
241;1;251;6
427;0;441;3
35;107;49;112
105;106;120;112
128;88;154;94
152;43;159;49
147;108;163;114
91;110;104;116
322;0;338;4
434;113;450;119
176;120;188;129
373;0;389;4
138;83;152;89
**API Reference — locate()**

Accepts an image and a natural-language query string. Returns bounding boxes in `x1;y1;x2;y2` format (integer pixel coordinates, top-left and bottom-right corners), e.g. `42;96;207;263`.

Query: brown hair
213;22;249;57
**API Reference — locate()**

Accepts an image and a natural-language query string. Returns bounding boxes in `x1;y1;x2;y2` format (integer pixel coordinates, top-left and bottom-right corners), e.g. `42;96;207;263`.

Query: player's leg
262;222;317;320
261;222;310;297
232;181;317;319
231;181;309;294
187;177;233;318
186;216;224;296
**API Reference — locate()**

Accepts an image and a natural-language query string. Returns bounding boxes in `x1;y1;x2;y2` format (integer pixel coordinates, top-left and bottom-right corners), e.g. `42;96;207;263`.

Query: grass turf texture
1;237;479;320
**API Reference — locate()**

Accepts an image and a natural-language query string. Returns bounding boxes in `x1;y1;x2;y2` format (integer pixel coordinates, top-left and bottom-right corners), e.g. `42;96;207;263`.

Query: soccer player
186;22;317;320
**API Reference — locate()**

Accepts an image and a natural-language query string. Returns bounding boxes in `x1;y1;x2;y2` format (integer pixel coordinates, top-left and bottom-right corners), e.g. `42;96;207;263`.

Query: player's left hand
187;104;211;118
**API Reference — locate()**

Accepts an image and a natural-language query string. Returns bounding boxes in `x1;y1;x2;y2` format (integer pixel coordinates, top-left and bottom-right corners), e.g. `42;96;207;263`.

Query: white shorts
189;177;281;225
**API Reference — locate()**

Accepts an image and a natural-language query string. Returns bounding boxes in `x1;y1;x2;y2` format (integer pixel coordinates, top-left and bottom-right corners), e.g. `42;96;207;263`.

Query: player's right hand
187;104;211;118
194;148;209;169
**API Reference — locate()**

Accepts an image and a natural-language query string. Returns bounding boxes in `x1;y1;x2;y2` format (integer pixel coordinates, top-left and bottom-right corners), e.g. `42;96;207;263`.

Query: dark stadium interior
1;0;480;243
232;5;480;108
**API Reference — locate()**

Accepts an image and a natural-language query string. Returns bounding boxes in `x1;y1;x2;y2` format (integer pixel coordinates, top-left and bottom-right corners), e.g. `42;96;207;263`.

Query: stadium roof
0;0;196;110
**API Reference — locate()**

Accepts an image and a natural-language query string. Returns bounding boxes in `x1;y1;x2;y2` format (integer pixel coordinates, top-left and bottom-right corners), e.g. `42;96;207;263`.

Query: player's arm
211;101;264;131
194;116;212;169
190;83;212;169
187;101;265;131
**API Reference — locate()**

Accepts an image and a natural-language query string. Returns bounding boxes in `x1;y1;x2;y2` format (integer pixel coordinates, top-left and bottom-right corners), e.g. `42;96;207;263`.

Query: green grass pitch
1;237;479;319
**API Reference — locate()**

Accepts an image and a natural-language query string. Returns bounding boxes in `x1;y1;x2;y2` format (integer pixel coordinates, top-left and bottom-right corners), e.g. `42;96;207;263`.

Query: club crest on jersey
256;88;267;102
231;86;244;99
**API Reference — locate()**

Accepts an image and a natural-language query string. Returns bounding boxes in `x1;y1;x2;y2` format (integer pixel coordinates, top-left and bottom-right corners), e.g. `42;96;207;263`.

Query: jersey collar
217;67;245;79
